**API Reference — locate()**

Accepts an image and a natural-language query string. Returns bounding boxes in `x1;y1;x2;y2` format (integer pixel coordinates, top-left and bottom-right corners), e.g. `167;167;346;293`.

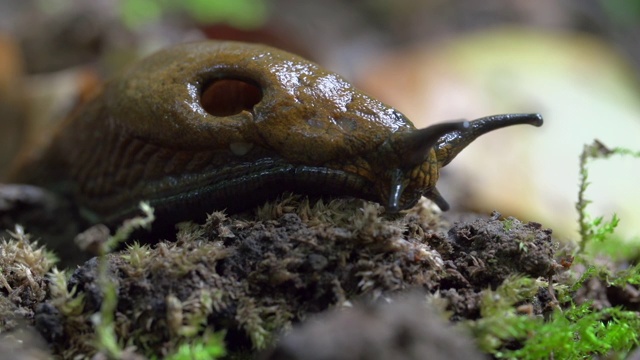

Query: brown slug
9;41;543;226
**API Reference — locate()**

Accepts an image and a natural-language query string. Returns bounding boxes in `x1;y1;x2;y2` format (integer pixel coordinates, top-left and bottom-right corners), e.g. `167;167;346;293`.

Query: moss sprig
576;140;640;254
93;201;155;359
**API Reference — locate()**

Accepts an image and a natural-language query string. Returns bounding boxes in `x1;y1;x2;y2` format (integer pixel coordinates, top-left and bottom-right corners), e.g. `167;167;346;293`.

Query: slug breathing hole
200;78;262;116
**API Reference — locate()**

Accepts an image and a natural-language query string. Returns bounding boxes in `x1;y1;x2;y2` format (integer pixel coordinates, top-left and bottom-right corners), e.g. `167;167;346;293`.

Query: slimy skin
9;41;543;225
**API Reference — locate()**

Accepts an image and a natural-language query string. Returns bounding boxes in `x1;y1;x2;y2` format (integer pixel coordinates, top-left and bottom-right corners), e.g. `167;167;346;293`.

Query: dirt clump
26;197;560;358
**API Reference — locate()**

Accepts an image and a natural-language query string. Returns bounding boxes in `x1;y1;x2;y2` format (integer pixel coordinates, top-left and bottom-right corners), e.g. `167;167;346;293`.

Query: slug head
95;41;423;214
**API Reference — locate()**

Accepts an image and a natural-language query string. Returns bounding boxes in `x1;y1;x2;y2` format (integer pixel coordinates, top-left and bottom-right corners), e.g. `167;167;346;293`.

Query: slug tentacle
381;114;542;213
390;121;470;168
425;187;450;211
387;168;405;212
435;113;543;167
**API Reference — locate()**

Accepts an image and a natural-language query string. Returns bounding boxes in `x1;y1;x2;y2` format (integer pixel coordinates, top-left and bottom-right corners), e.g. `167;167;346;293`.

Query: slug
9;41;543;227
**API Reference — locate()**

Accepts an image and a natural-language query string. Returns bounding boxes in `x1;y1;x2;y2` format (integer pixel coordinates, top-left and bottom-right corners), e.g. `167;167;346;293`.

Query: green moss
583;234;640;261
468;276;546;352
576;141;640;254
497;304;639;359
502;218;514;232
0;225;58;276
0;225;58;333
94;201;155;359
163;331;226;360
471;275;640;359
467;140;640;359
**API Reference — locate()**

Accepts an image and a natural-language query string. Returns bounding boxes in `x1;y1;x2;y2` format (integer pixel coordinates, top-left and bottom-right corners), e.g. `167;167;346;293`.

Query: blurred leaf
119;0;267;29
120;0;163;28
185;0;267;28
600;0;640;26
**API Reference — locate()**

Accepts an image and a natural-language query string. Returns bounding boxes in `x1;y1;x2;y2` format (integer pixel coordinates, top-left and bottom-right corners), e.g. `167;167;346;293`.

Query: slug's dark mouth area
200;78;262;116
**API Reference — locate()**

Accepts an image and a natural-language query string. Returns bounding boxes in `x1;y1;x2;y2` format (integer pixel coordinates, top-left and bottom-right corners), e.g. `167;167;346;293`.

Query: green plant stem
93;202;155;358
576;144;590;252
575;140;640;254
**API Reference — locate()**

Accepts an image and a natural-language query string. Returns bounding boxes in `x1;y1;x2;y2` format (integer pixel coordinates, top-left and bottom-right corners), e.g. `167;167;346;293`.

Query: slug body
10;41;543;225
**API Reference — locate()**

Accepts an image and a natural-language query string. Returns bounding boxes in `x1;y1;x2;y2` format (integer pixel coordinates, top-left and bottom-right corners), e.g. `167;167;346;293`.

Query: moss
576;140;640;253
0;225;57;332
465;140;640;359
22;195;559;358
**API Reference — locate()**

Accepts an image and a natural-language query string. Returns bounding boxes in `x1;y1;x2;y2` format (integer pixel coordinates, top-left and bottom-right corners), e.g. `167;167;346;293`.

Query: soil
0;194;563;359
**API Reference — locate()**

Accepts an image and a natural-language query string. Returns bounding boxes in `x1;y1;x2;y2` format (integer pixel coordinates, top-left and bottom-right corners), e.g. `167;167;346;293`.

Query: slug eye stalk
435;113;543;168
386;113;543;213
